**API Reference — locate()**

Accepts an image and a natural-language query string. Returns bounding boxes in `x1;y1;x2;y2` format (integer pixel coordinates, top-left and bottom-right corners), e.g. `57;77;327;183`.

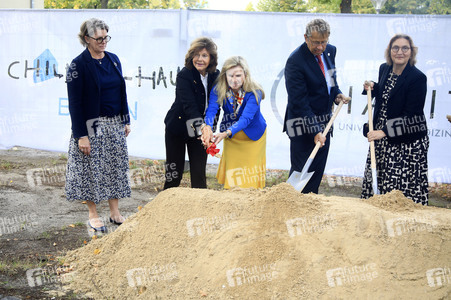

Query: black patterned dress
361;72;429;205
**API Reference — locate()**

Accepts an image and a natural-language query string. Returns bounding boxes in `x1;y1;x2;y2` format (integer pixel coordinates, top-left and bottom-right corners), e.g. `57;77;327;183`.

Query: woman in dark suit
362;34;429;205
163;37;219;189
66;18;131;232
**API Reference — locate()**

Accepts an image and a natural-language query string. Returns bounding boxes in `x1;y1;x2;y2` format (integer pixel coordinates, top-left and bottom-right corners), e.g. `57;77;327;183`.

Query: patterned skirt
361;136;429;205
65;116;131;204
216;129;266;189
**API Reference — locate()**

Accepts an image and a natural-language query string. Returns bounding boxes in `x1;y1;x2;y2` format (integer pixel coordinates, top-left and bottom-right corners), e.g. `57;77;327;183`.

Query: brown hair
78;18;109;47
385;34;418;66
184;37;218;74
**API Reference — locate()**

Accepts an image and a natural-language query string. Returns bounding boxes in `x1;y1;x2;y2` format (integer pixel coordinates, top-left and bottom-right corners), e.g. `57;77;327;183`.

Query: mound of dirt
64;184;451;299
365;190;423;212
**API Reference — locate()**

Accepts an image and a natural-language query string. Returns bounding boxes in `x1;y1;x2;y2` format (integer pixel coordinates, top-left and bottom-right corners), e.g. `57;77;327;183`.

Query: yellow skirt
217;129;266;189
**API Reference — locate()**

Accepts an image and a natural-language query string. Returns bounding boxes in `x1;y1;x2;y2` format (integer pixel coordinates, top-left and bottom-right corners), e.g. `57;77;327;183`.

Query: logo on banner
7;49;63;82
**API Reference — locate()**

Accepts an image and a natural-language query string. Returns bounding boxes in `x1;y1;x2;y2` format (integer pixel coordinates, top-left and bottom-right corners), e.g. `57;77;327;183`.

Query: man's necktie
316;55;325;77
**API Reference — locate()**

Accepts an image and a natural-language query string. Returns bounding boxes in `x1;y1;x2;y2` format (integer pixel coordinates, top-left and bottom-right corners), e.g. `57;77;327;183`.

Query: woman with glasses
361;34;429;205
66;18;131;232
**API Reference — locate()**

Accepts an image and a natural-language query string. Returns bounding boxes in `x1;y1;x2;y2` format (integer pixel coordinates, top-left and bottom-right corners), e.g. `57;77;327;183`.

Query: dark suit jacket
363;63;428;144
164;67;220;138
67;48;130;138
283;43;342;137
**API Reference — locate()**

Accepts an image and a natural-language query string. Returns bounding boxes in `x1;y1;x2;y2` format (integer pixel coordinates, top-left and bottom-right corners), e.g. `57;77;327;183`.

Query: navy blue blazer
67;48;130;138
283;43;342;137
363;63;428;144
205;89;266;141
164;67;220;138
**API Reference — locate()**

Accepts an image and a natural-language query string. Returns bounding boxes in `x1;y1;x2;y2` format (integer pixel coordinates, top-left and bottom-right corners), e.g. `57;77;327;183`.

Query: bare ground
0;146;449;299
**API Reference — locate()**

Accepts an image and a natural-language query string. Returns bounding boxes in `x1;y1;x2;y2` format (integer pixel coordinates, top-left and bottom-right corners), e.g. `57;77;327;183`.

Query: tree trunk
101;0;108;9
340;0;352;13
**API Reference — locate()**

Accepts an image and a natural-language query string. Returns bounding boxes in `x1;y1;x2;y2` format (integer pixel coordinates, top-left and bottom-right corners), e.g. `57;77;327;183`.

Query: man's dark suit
284;42;342;193
164;66;219;189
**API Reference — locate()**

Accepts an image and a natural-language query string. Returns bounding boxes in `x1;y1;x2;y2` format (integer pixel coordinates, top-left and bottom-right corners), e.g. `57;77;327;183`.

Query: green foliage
245;2;256;11
45;0;207;9
256;0;308;12
254;0;450;13
428;0;451;14
352;0;376;13
183;0;208;9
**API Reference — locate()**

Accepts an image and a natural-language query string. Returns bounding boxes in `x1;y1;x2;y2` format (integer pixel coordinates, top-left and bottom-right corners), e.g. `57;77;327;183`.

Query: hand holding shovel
365;81;379;195
287;99;347;192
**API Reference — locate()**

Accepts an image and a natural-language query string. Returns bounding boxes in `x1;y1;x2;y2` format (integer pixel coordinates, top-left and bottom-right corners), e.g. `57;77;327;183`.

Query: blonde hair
78;18;109;47
384;34;418;66
214;56;265;105
184;37;218;74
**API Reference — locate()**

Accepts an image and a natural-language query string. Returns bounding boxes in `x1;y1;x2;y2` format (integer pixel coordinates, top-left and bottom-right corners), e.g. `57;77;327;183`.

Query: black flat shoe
109;217;123;225
88;221;108;233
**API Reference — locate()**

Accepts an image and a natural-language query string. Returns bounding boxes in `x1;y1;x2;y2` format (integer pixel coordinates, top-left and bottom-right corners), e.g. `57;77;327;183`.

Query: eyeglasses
88;35;111;44
391;46;410;53
308;37;328;47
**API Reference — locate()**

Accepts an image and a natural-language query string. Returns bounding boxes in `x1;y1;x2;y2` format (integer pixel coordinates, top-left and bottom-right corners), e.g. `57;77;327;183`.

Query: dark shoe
88;221;107;233
109;217;123;225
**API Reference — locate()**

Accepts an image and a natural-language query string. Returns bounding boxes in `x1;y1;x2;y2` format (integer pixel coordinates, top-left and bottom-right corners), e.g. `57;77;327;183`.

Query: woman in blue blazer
66;19;131;232
201;56;267;189
362;34;429;204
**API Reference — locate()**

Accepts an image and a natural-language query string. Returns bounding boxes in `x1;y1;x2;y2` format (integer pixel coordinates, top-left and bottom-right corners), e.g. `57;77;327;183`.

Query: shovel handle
309;101;345;159
367;88;377;169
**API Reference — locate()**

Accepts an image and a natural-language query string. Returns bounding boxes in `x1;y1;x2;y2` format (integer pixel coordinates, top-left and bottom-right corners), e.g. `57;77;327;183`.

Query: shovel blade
371;168;379;195
287;159;314;192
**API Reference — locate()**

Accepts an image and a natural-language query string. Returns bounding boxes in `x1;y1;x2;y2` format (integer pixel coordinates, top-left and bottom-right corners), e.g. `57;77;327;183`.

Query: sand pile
64;184;451;299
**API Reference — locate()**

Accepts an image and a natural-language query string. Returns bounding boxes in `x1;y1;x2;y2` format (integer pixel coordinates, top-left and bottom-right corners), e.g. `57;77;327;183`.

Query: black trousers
289;132;331;194
164;130;207;189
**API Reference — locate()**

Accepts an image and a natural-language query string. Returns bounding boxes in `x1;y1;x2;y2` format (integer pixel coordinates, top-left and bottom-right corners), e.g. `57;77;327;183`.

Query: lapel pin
114;62;117;67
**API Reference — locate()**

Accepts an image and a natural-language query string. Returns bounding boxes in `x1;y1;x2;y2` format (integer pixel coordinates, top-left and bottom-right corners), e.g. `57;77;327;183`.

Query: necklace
97;58;103;64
